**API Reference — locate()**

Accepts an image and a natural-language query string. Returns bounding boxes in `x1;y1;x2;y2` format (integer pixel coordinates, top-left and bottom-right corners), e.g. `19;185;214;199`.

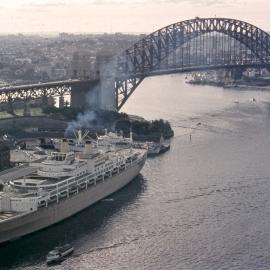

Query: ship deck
0;166;37;184
11;173;69;187
0;211;20;222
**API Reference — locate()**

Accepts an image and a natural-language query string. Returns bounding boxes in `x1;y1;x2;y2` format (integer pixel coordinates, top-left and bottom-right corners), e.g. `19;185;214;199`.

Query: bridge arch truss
115;18;270;110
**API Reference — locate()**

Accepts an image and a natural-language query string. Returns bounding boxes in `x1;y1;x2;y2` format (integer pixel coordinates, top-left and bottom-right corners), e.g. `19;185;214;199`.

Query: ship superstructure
97;129;133;150
0;139;147;244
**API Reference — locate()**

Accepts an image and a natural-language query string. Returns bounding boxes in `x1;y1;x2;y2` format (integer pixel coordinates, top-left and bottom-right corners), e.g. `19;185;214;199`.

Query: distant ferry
0;139;147;244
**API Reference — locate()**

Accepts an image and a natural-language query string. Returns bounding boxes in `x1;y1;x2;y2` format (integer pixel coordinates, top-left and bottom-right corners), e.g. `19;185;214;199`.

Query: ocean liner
0;139;147;244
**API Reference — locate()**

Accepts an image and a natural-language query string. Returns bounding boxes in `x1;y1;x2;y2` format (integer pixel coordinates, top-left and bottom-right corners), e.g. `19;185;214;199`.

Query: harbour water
2;74;270;269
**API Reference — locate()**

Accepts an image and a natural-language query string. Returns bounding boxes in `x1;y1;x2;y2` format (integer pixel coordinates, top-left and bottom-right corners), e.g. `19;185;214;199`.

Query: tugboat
147;135;170;156
46;244;74;264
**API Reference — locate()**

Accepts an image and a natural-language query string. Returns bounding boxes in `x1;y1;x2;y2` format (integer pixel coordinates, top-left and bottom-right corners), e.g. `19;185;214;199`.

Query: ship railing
37;169;73;178
44;172;97;204
41;157;141;206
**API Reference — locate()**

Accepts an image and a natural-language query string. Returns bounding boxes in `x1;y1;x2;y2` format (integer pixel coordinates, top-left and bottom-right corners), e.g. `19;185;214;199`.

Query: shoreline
187;80;270;91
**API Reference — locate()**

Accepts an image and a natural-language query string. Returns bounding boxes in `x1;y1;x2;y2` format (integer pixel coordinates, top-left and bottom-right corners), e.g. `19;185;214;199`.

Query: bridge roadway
0;79;96;94
146;63;270;78
0;78;100;107
116;63;270;81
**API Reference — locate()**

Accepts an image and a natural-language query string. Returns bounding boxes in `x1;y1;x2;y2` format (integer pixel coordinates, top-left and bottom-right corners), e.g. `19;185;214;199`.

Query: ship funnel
60;139;69;153
84;140;92;154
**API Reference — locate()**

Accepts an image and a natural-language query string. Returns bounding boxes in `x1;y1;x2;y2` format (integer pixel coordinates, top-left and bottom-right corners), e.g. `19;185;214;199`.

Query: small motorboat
46;244;74;264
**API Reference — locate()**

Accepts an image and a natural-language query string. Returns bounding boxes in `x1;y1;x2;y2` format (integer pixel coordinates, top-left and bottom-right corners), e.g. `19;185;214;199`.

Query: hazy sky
0;0;269;33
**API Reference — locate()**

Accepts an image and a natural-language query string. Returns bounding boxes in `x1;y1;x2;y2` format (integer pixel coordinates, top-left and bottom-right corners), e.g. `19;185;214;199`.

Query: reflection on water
122;74;270;122
0;175;146;269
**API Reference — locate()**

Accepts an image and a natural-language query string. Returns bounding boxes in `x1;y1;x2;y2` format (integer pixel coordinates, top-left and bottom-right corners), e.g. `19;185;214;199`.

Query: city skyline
0;0;269;34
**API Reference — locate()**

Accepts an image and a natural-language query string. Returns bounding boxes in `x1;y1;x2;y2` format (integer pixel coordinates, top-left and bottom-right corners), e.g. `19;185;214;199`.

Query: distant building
59;32;70;40
0;142;10;171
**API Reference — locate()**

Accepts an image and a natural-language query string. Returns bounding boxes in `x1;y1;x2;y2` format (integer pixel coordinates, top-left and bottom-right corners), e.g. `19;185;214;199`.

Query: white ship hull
0;157;146;244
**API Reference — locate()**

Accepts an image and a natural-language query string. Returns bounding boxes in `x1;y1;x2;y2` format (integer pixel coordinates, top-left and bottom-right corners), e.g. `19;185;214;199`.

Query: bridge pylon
23;100;31;117
70;80;99;110
6;97;14;115
230;67;246;81
41;95;49;110
59;95;65;108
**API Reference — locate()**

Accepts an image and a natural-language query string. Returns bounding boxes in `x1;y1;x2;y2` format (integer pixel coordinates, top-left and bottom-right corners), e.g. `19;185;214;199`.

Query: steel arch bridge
115;17;270;110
